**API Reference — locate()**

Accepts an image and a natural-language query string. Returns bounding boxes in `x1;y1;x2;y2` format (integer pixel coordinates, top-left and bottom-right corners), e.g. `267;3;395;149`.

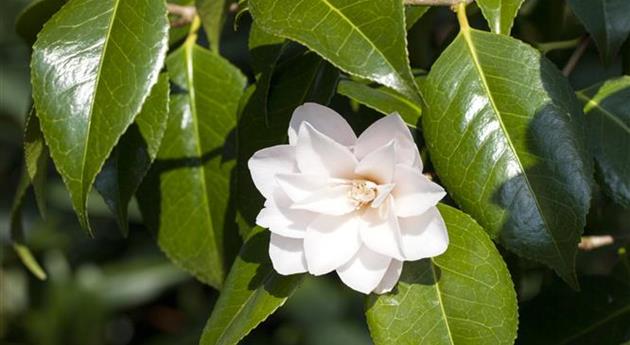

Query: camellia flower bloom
248;103;448;294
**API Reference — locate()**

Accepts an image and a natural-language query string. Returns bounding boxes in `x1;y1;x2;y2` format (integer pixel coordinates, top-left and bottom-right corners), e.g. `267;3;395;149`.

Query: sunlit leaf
31;0;169;231
422;12;592;288
95;74;170;236
366;204;518;345
476;0;525;35
199;228;304;345
137;39;246;289
248;0;421;103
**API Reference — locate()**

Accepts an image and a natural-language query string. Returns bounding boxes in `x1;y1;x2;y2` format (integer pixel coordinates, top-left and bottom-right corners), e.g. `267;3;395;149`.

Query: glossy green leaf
422;15;592;288
404;5;429;31
197;0;227;52
31;0;169;231
577;77;630;207
248;23;286;125
366;204;518;345
137;39;246;289
248;0;421;103
567;0;630;63
519;275;630;344
199;228;304;345
236;51;339;237
337;79;421;126
15;0;66;45
10;169;47;280
476;0;524;35
24;109;48;218
95;74;170;236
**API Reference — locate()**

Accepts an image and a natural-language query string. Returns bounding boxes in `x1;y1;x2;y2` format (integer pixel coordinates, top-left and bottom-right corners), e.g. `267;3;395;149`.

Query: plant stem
562;35;590;77
537;37;582;54
455;1;470;29
167;4;197;28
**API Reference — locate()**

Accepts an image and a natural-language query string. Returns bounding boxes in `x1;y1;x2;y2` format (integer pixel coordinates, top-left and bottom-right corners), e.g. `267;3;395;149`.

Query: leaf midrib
429;260;455;345
183;41;222;283
259;0;416;99
458;27;569;273
79;0;120;212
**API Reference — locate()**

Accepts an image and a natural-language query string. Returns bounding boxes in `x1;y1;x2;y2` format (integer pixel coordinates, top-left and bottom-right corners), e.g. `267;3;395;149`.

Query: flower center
349;179;377;209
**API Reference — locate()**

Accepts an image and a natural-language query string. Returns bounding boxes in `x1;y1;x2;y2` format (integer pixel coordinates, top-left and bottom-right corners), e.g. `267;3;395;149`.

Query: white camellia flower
248;103;449;294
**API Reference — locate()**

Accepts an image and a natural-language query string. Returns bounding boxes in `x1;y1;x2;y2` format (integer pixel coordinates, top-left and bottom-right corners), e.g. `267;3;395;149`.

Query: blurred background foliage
1;0;629;344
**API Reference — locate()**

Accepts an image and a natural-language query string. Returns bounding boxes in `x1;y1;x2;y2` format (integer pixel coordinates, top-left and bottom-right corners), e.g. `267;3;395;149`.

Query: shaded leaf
15;0;65;45
422;15;592;288
10;169;47;280
366;204;518;345
248;0;421;103
95;74;170;236
137;39;246;289
24;109;48;218
199;228;304;345
196;0;228;52
567;0;630;63
31;0;169;231
476;0;525;35
236;51;339;238
337;79;421;126
404;5;429;31
519;274;630;344
577;77;630;207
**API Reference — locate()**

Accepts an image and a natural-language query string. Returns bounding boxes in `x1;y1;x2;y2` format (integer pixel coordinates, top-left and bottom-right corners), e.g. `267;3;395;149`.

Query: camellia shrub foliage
8;0;630;344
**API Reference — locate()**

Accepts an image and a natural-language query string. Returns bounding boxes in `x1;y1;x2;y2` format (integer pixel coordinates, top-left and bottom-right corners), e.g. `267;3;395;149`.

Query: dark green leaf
577;77;630;207
31;0;170;231
404;5;429;31
366;204;518;345
236;51;339;238
24;109;48;218
422;18;592;288
337;79;421;126
199;228;304;345
196;0;228;52
248;0;421;103
137;39;246;289
519;275;630;344
10;169;47;280
567;0;630;63
95;74;170;236
476;0;525;35
15;0;65;45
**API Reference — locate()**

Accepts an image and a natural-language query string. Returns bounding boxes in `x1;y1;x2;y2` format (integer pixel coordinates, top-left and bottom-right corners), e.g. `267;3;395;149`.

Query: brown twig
562;35;591;77
578;235;614;251
404;0;474;6
167;4;197;28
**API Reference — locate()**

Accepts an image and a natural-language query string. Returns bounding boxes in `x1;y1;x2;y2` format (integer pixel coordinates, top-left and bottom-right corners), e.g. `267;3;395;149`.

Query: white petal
275;173;347;202
355;140;396;184
373;259;403;294
288;103;357;146
256;206;311;239
296;123;358;179
248;145;297;199
372;183;395;208
336;246;391;294
291;184;356;215
360;198;405;260
304;214;361;275
392;165;446;217
269;233;308;275
398;207;449;260
355;114;421;168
